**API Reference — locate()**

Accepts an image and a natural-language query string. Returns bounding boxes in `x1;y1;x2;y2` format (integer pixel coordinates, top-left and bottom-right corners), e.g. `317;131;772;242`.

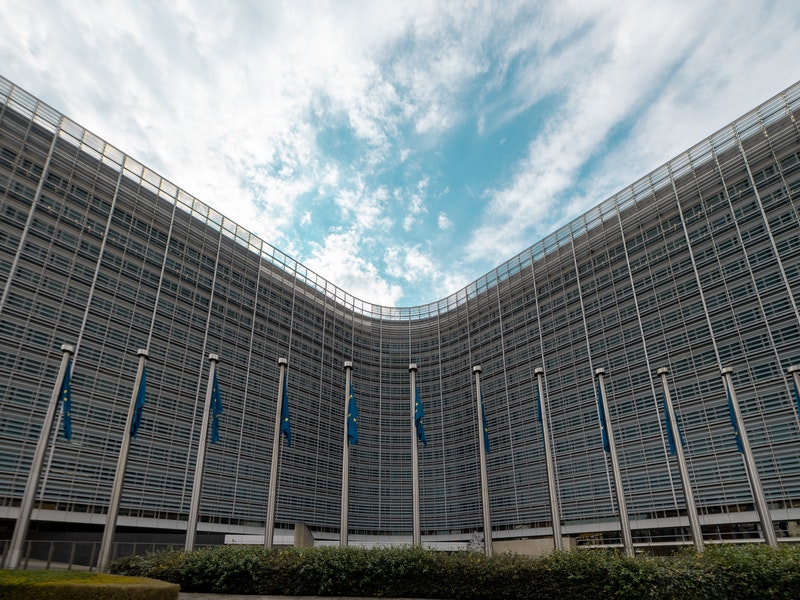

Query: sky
1;1;799;307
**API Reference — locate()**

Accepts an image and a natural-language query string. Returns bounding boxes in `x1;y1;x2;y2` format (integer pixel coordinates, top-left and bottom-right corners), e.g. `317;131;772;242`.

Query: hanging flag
535;381;543;425
414;386;427;447
61;358;73;441
596;380;610;453
663;393;676;456
130;367;147;438
661;393;686;455
210;370;223;444
534;382;546;450
792;378;800;421
480;393;491;454
281;375;292;446
726;385;744;453
347;381;359;445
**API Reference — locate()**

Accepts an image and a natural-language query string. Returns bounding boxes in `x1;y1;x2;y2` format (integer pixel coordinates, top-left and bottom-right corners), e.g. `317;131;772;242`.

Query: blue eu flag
596;380;610;453
727;386;744;453
347;381;359;445
130;367;147;438
61;358;73;441
534;382;547;448
281;375;292;446
210;370;223;444
536;382;543;425
480;392;490;454
792;379;800;421
661;393;685;456
414;387;427;447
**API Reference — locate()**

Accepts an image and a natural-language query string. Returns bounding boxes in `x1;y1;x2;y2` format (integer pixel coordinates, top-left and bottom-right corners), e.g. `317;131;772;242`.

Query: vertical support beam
4;343;74;569
473;365;493;557
721;367;777;547
98;349;148;571
534;368;562;551
265;357;288;549
657;367;703;552
409;363;421;547
0;119;61;318
340;361;353;547
185;353;219;551
595;368;634;557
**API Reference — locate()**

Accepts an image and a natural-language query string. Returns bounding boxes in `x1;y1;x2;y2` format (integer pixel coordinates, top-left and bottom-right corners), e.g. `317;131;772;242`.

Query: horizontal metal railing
0;539;188;571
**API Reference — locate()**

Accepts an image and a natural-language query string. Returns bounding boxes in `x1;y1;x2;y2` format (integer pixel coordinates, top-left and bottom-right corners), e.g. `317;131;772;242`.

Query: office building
1;75;799;553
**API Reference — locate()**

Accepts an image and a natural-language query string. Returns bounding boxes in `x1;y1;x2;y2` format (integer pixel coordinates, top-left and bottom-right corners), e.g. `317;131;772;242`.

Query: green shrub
110;543;800;599
0;569;179;600
695;544;800;599
111;549;185;582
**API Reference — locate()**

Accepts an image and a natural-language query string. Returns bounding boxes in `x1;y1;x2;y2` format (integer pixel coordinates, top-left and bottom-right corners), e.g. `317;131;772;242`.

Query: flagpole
341;361;353;547
720;367;777;547
657;367;703;552
98;349;148;571
534;367;562;551
4;343;74;569
473;365;493;557
595;368;634;557
409;363;421;547
185;353;219;552
265;357;288;549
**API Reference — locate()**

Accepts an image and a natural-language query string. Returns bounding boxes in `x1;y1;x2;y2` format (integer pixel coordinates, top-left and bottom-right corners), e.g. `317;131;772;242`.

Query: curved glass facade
1;75;800;548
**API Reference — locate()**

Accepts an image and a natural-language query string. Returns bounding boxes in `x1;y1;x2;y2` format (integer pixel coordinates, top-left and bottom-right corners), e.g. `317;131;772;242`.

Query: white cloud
401;177;429;231
321;165;340;190
385;243;467;301
306;229;403;306
335;180;393;231
438;212;453;230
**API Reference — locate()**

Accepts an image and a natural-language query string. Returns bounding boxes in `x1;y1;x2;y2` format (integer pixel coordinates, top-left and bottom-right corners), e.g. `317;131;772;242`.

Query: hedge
111;543;800;599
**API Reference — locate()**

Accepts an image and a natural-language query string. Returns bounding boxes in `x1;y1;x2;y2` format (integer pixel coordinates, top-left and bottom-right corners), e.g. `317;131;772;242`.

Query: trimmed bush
111;543;800;599
0;569;179;600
